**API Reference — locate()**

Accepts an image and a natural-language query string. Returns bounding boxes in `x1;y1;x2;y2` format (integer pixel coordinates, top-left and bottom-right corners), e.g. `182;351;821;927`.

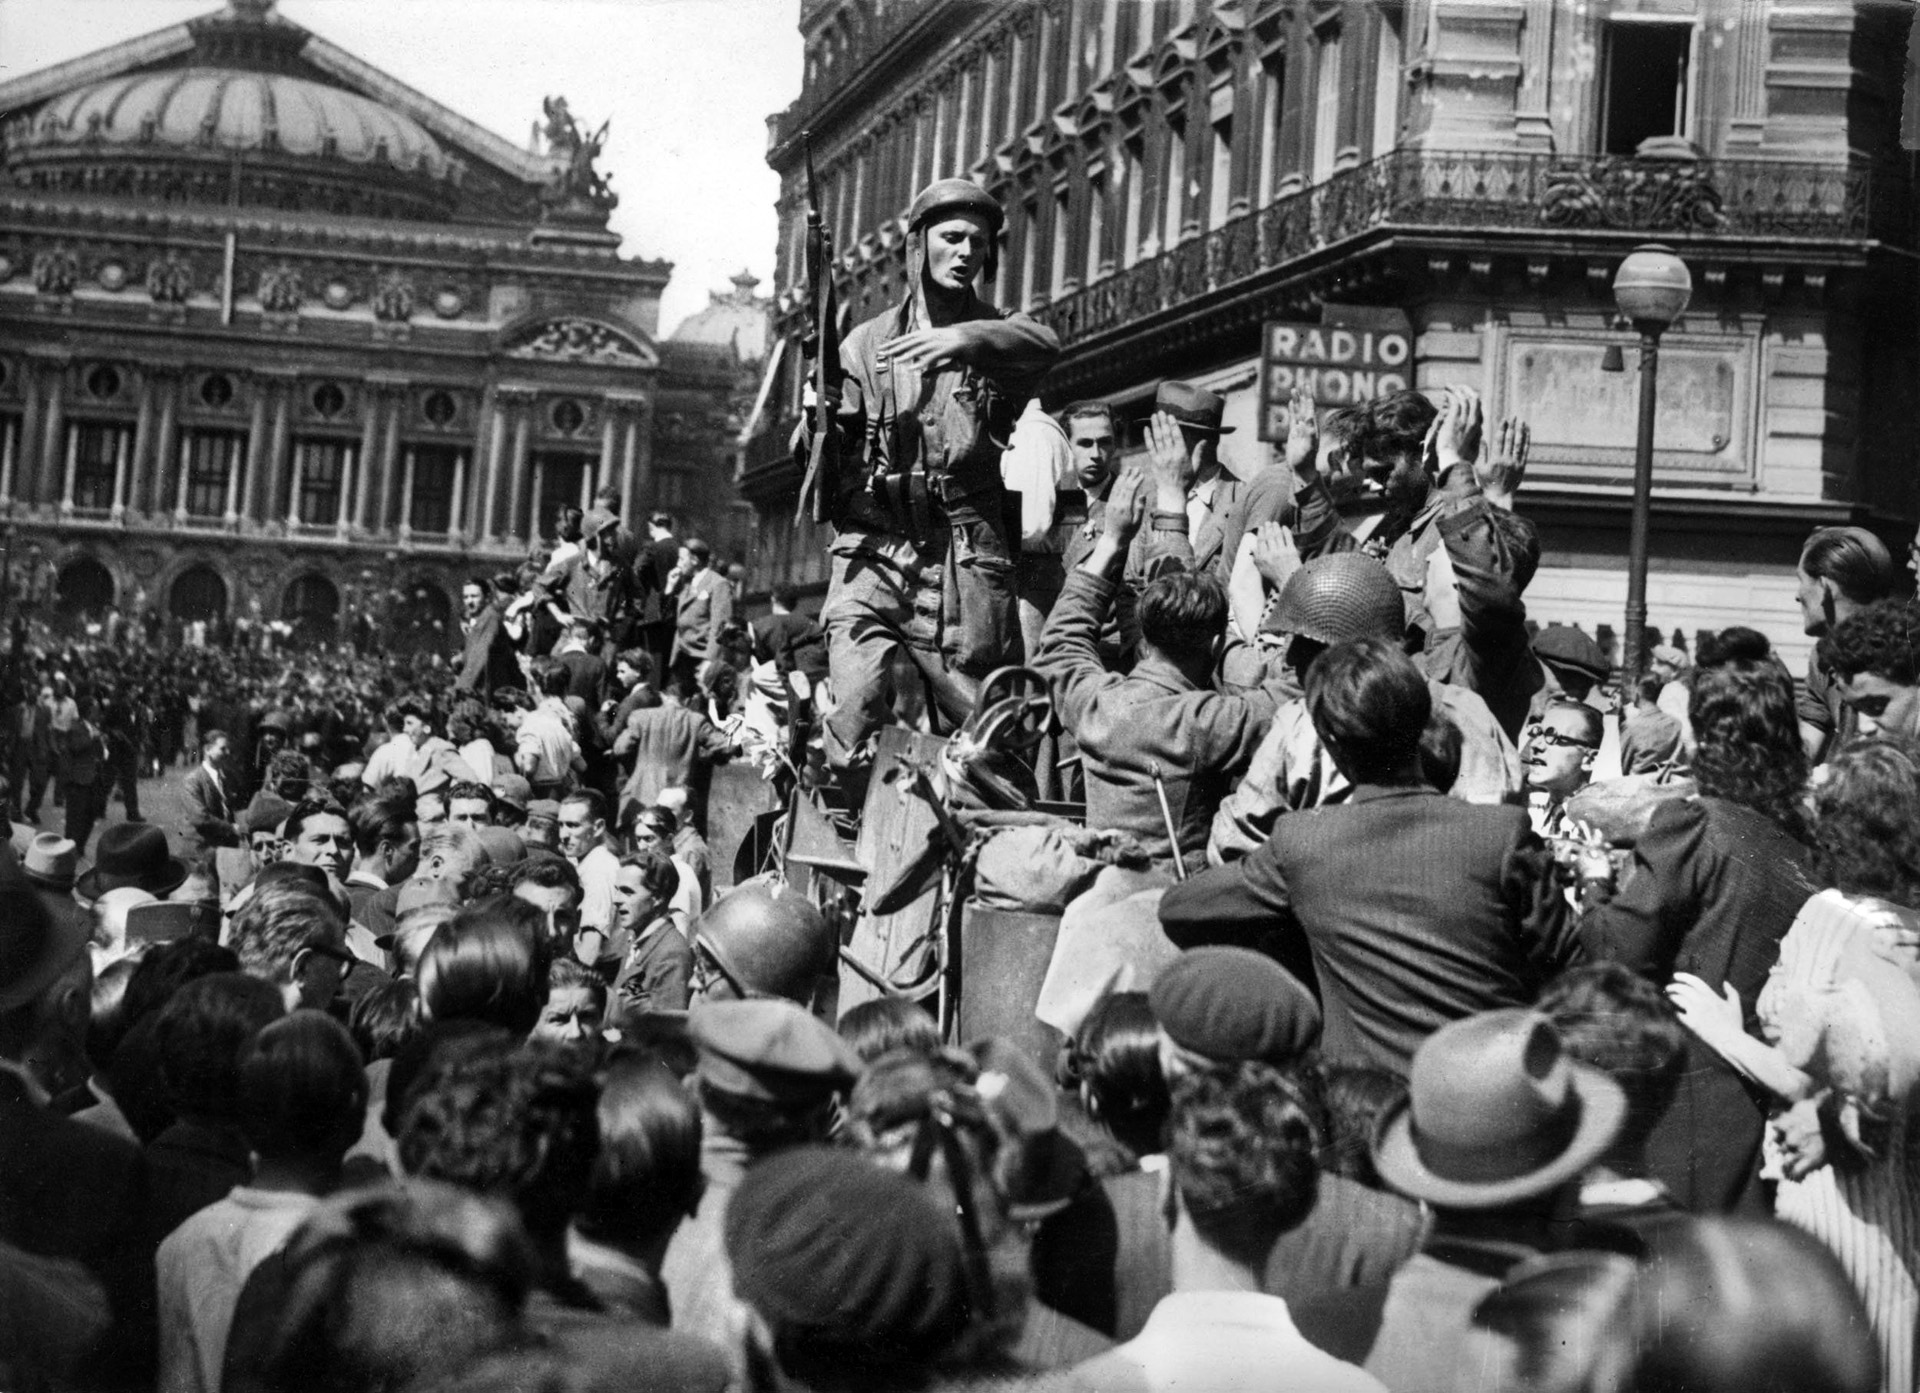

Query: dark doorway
282;573;340;648
170;564;228;624
389;577;452;659
55;557;115;623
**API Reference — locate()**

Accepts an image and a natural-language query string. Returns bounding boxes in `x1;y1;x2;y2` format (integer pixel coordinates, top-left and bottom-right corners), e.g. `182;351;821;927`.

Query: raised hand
1430;385;1484;475
879;325;969;374
1102;467;1150;548
1251;522;1302;591
1477;416;1531;509
1144;411;1194;507
1283;381;1319;475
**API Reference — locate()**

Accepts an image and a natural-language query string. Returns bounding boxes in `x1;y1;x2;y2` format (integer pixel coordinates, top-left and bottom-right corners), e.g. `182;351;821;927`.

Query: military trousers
822;517;1018;778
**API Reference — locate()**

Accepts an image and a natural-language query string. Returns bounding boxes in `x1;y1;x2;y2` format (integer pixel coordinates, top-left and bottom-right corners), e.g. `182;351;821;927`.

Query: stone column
0;416;15;506
505;395;532;544
59;425;78;516
529;457;546;544
286;441;306;529
238;385;269;526
266;384;292;525
481;399;507;542
631;397;655;507
620;410;640;520
599;409;619;495
122;376;155;522
38;370;66;511
222;434;243;524
398;447;418;540
150;375;178;517
335;445;355;537
108;428;131;522
174;436;193;523
376;391;403;534
354;394;382;532
16;364;42;508
449;451;467;543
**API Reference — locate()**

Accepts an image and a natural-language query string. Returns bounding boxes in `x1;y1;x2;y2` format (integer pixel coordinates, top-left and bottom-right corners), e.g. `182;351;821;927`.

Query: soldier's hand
1144;411;1192;508
1283;382;1319;476
1251;523;1302;590
1476;416;1530;510
880;326;968;374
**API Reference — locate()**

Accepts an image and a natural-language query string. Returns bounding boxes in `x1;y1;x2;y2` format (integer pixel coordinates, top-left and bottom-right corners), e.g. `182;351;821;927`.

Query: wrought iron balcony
1036;148;1892;347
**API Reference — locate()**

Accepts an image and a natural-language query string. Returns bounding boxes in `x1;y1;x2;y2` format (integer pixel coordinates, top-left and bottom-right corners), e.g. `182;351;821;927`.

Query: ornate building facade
0;0;737;648
744;0;1918;669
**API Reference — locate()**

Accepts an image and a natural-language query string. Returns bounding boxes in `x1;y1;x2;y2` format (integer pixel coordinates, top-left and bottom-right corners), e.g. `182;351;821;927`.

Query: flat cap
526;799;561;822
471;826;526;867
689;998;863;1104
492;773;532;811
1531;625;1610;683
725;1146;972;1363
1148;947;1321;1066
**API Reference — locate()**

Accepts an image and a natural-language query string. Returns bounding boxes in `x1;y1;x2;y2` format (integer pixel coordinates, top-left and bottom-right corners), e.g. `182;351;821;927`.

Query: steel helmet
1266;551;1406;646
693;873;834;1005
907;177;1004;236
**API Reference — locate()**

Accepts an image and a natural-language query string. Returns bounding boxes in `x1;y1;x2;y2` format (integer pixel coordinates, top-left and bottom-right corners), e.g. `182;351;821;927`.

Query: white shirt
359;732;419;790
574;843;621;933
1073;1290;1384;1393
156;1187;320;1393
999;398;1073;551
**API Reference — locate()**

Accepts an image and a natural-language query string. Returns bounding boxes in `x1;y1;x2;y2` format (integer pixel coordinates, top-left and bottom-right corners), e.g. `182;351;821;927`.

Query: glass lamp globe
1612;244;1692;330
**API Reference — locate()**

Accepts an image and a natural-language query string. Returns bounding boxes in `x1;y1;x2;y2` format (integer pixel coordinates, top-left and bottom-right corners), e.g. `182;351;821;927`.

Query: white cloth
999;398;1074;551
156;1187;319;1393
573;843;621;933
1072;1290;1384;1393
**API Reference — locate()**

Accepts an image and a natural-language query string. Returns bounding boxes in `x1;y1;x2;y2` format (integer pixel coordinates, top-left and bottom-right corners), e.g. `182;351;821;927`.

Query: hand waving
1251;522;1302;591
1477;416;1531;509
1283;381;1319;476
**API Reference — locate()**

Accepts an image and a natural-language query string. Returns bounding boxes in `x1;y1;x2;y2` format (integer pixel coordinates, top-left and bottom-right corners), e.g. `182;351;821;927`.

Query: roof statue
539;95;618;224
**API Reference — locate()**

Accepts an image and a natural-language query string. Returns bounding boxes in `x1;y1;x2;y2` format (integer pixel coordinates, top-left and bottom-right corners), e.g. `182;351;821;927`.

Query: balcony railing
1036;148;1890;347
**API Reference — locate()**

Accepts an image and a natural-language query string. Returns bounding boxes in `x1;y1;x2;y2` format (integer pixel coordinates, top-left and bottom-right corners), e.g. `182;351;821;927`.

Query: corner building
745;0;1918;670
0;0;733;650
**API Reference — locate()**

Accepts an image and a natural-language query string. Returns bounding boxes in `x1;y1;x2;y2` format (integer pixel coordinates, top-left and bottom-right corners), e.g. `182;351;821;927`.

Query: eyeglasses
1525;725;1599;752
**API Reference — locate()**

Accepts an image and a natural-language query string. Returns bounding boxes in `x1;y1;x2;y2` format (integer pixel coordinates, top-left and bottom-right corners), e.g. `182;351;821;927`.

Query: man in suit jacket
669;539;733;687
455;576;520;696
1159;638;1579;1077
180;731;241;858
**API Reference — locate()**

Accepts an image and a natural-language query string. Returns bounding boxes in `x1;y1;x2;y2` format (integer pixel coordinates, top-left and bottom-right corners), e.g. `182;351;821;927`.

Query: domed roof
670;270;772;363
18;68;450;176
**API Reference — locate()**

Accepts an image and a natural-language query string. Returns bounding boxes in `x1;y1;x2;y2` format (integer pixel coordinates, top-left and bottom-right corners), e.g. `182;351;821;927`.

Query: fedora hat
0;854;88;1013
76;824;189;903
22;833;78;892
1373;1010;1625;1210
1152;380;1234;436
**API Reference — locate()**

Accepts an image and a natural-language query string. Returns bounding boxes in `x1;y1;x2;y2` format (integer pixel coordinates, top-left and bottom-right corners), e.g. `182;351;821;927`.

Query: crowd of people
6;165;1920;1393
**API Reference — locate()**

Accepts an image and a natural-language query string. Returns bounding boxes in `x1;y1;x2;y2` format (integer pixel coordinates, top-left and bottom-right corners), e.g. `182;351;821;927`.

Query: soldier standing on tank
796;178;1061;795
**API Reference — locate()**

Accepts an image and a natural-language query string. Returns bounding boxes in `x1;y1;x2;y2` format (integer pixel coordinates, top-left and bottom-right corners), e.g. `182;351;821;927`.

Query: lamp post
1611;243;1693;688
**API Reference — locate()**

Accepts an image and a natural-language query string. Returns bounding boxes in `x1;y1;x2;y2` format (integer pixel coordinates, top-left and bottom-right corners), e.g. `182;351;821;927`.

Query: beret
1149;947;1322;1066
492;774;532;811
725;1146;973;1365
471;826;526;867
1650;644;1688;670
240;794;294;838
525;800;561;822
1531;625;1610;682
689;999;862;1104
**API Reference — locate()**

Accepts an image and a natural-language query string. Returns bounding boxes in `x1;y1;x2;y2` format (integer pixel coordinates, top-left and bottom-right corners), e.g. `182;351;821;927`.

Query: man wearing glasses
1521;702;1603;841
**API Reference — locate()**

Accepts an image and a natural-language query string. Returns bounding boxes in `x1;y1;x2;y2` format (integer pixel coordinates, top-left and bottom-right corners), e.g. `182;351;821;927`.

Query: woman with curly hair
1669;736;1920;1392
1578;652;1821;1212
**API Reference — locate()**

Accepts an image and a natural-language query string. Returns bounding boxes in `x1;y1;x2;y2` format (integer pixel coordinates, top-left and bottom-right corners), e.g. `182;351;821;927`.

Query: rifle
794;130;842;527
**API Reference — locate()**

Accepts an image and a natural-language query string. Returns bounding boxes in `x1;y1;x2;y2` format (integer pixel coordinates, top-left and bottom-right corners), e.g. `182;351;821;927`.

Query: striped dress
1762;892;1920;1393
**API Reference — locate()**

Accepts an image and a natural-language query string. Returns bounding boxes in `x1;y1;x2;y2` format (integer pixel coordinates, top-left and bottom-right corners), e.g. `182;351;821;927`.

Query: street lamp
1611;242;1692;687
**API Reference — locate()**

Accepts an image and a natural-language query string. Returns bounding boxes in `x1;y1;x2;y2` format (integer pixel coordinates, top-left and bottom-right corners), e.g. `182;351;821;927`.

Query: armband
1150;511;1189;533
